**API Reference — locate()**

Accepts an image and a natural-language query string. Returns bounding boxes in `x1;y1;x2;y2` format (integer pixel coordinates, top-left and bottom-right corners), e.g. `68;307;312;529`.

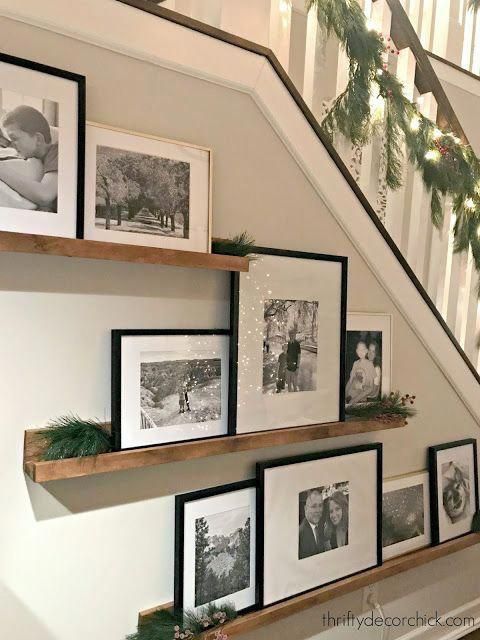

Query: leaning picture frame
229;246;348;434
111;329;230;450
428;438;479;545
0;51;85;238
257;442;382;607
83;122;212;252
175;479;257;615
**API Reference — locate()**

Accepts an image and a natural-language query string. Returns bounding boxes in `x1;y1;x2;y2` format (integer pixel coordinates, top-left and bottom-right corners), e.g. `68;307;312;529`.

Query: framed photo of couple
230;247;348;434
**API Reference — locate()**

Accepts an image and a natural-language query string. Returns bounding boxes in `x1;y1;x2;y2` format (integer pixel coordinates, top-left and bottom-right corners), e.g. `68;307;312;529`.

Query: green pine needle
469;0;480;11
126;603;237;640
346;391;417;421
39;415;112;460
212;232;256;257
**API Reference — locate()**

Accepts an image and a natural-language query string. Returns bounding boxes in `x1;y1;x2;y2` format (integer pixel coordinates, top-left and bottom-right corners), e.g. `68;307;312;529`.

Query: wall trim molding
429;52;480;98
0;0;478;421
398;596;480;640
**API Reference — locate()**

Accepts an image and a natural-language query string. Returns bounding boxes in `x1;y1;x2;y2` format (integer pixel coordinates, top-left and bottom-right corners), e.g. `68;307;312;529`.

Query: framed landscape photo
175;480;257;614
429;439;478;545
0;52;85;237
257;443;382;606
83;122;211;251
230;247;347;434
345;313;392;409
112;330;230;450
382;471;430;560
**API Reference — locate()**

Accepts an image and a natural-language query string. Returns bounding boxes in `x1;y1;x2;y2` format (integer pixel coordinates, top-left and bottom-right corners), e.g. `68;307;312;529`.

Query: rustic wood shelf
0;231;249;272
140;533;480;637
23;417;405;482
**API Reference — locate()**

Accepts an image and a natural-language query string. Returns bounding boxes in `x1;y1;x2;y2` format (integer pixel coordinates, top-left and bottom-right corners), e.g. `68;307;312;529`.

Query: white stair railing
154;0;480;373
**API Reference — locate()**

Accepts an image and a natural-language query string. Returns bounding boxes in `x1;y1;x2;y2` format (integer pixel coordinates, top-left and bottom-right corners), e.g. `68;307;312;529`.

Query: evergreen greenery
39;415;112;460
126;603;237;640
469;0;480;11
308;0;480;280
345;391;416;421
212;232;256;257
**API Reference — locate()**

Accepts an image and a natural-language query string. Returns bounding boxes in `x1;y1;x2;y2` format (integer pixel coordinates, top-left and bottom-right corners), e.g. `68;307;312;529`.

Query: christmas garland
345;391;416;422
308;0;480;278
212;231;256;257
469;0;480;11
38;415;112;460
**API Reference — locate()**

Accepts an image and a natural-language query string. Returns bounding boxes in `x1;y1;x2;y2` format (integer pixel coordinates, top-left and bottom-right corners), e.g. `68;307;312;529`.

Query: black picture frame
228;246;348;435
111;329;231;451
256;442;382;607
0;51;85;238
428;438;479;545
174;478;258;614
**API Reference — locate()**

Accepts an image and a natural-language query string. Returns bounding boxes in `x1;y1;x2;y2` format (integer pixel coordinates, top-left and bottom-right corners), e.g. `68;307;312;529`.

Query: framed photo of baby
0;52;85;238
345;313;392;409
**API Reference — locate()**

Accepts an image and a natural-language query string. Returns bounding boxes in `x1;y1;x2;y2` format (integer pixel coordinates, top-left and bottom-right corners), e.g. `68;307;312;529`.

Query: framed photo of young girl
345;313;392;409
229;247;348;434
0;52;85;238
257;443;382;606
83;122;211;252
111;329;230;450
428;439;479;545
175;480;257;615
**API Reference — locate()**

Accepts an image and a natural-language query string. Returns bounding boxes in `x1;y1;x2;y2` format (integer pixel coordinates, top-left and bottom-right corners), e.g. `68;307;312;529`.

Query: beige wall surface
0;15;479;640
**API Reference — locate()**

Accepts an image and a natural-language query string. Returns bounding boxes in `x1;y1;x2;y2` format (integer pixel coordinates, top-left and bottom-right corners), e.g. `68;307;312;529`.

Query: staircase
147;0;480;377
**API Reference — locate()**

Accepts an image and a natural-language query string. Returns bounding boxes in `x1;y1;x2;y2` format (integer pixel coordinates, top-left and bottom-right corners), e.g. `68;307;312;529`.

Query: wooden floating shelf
140;533;480;638
23;417;405;483
0;231;249;272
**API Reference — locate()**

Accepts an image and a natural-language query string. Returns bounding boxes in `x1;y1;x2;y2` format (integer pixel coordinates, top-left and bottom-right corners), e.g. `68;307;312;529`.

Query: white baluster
426;197;452;309
220;0;271;45
459;248;480;359
288;0;309;93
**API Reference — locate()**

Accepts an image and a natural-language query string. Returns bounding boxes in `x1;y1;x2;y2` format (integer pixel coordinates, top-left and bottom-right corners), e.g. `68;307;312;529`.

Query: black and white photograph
140;356;221;430
429;439;478;545
345;314;392;408
0;53;84;237
298;482;349;559
263;299;318;394
257;443;381;606
175;480;256;614
112;330;230;450
95;145;190;238
230;247;347;434
194;506;250;607
84;123;211;252
382;472;430;560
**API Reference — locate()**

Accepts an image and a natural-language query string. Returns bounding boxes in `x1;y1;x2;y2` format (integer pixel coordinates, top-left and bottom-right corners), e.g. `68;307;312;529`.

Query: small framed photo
112;330;230;450
0;52;85;237
429;439;479;545
230;247;347;434
345;313;392;408
175;480;257;614
382;471;431;560
83;122;211;252
257;443;382;606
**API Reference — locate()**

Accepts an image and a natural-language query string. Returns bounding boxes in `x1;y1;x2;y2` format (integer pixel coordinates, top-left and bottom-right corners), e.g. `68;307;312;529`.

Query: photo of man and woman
298;482;349;560
0;89;59;213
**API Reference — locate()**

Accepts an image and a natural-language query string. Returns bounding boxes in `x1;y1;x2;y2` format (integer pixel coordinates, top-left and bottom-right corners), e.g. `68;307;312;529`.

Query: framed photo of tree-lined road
175;480;257;615
83;122;211;251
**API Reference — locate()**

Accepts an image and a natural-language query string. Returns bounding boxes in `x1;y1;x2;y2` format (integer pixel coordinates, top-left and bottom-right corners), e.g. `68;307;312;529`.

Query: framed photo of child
0;52;85;238
345;313;392;409
229;247;348;434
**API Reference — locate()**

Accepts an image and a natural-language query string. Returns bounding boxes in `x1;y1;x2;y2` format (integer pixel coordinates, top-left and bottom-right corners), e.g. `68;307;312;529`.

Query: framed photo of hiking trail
230;246;347;434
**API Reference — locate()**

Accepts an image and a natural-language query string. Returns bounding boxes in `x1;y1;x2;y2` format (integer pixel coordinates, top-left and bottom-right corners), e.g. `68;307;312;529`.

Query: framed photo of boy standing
0;52;85;238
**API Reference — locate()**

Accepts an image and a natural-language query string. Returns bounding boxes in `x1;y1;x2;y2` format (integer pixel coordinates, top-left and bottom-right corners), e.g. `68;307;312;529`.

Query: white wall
0;13;479;640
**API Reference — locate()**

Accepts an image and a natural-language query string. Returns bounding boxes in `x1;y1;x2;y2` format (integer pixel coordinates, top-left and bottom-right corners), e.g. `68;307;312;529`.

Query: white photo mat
261;448;379;605
182;487;256;613
120;334;229;449
346;312;392;398
84;122;211;251
434;443;477;543
382;471;430;560
236;253;344;433
0;58;79;237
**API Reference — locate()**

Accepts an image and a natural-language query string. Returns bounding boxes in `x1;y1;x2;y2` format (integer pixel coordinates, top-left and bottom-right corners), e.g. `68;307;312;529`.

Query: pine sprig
212;232;256;257
38;414;112;460
309;0;480;286
469;0;480;11
346;391;417;421
126;603;237;640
